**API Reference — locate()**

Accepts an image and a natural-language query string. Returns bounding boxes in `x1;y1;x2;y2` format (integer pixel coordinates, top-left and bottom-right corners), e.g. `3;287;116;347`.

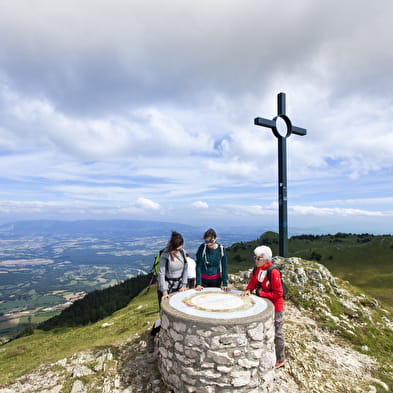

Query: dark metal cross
254;92;307;257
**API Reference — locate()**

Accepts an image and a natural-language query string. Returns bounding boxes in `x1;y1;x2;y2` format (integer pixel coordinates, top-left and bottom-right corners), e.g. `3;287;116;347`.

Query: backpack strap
165;249;187;282
202;244;207;264
219;244;224;258
266;266;280;292
180;249;188;277
202;243;224;267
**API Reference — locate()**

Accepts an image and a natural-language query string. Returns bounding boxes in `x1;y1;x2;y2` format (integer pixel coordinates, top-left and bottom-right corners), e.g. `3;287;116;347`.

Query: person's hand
196;285;204;291
221;286;230;292
179;287;187;292
162;294;170;300
241;289;251;296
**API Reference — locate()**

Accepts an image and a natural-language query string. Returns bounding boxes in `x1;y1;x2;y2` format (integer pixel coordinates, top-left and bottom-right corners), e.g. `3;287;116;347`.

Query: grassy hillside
1;232;392;389
0;260;392;391
39;274;151;330
0;287;160;386
226;231;393;306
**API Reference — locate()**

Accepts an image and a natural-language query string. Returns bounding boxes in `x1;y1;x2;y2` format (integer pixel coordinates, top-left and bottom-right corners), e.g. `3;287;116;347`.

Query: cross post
254;92;307;257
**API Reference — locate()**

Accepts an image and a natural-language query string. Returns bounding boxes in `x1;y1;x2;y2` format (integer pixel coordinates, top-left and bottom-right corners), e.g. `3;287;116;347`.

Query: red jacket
246;261;284;312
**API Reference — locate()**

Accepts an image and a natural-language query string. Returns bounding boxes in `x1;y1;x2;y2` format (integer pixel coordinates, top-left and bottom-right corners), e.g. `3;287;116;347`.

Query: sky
0;0;392;235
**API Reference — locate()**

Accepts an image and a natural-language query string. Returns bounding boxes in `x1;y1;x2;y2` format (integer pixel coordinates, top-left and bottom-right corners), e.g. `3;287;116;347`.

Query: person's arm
180;250;188;289
241;268;257;296
246;269;258;291
221;247;228;287
258;268;283;301
158;253;169;295
195;244;203;287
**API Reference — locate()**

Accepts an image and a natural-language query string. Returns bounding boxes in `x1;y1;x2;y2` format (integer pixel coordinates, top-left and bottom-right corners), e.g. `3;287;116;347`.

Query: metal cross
254;92;307;257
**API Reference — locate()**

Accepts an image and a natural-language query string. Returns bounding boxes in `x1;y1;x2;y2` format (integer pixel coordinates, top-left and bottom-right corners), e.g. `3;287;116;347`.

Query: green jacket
195;243;228;286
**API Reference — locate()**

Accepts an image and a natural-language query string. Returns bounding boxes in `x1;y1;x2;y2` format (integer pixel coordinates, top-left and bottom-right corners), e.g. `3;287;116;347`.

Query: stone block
192;386;215;393
169;329;183;342
231;370;251;387
248;325;264;341
181;374;197;385
217;365;233;373
161;314;170;330
211;333;246;349
184;348;202;359
167;373;181;389
200;362;215;369
238;358;259;368
196;329;212;338
248;347;263;359
185;334;204;348
174;342;183;353
159;347;168;359
206;350;234;366
173;321;187;332
202;369;222;379
176;353;196;366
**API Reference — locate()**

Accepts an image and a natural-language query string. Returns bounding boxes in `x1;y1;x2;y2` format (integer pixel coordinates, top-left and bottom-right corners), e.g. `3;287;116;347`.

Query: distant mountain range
0;219;201;237
0;219;269;246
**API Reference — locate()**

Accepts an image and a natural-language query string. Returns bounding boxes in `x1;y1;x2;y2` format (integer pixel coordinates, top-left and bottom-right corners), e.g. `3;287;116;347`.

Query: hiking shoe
147;335;155;353
275;361;285;369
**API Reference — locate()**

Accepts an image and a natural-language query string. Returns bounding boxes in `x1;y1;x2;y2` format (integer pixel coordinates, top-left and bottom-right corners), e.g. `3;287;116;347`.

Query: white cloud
0;87;215;160
192;201;209;209
135;197;160;211
0;1;393;233
320;197;393;207
290;205;392;217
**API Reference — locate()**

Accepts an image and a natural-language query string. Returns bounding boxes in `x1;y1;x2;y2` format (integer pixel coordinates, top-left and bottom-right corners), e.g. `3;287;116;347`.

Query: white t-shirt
186;256;196;279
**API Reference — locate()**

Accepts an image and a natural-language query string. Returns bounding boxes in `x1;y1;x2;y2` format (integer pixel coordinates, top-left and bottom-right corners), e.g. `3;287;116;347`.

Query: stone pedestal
158;288;275;393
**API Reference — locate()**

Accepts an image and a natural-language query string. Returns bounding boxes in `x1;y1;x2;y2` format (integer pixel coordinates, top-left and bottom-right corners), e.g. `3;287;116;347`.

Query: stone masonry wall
158;297;275;393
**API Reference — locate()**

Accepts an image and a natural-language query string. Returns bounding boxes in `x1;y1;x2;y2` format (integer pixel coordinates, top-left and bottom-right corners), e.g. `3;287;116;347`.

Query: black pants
150;319;161;337
202;277;222;288
156;289;164;309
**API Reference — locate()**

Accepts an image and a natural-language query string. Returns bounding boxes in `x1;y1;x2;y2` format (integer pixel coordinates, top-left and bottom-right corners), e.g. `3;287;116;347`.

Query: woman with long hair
147;231;188;352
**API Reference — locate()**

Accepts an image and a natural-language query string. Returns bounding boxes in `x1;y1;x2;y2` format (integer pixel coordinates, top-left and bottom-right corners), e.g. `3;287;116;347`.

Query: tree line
39;273;151;330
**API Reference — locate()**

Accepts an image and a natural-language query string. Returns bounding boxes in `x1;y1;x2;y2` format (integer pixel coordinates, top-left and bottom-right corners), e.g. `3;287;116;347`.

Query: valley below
0;220;259;342
0;234;157;341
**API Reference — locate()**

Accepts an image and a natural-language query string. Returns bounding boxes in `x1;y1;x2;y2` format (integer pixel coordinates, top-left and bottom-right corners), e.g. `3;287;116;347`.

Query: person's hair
167;231;184;252
254;245;272;260
203;228;217;240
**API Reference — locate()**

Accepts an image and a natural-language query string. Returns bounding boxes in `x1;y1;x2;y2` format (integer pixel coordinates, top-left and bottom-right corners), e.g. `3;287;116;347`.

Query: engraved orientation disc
182;291;254;312
168;288;267;319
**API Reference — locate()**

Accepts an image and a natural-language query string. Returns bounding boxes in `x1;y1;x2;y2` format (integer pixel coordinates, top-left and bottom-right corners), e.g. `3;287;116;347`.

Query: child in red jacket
241;245;285;368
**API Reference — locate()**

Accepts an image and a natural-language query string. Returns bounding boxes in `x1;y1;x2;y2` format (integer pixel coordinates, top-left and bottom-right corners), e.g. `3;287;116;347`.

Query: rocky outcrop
0;257;391;393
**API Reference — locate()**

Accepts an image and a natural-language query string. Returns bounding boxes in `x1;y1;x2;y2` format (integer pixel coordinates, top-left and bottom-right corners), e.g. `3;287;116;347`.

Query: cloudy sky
0;0;392;234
